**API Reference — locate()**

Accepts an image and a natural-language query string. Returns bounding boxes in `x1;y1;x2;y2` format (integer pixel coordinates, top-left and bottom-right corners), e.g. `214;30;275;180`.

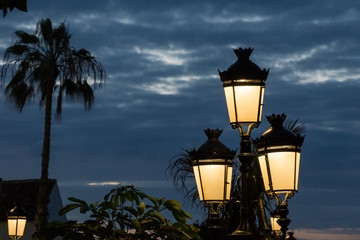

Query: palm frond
14;31;39;45
55;79;95;121
166;149;194;192
36;18;53;48
166;149;201;205
4;44;29;58
283;117;306;135
4;81;35;111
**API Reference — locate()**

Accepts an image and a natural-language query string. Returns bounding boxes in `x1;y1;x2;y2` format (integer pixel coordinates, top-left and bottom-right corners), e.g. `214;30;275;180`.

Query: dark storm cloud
0;0;360;238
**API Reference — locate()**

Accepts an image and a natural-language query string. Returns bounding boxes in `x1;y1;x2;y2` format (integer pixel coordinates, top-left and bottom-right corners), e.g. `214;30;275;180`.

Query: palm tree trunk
35;74;55;239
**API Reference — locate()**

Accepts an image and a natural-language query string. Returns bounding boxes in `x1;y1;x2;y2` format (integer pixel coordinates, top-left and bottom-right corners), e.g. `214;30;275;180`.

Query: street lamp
189;47;304;239
218;47;270;240
7;205;27;240
255;114;304;196
254;114;305;239
219;47;268;129
189;128;236;227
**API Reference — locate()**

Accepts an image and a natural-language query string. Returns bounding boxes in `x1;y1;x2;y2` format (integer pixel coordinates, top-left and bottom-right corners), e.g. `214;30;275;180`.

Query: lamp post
254;114;305;240
189;128;236;231
190;47;304;240
7;205;27;240
218;47;270;240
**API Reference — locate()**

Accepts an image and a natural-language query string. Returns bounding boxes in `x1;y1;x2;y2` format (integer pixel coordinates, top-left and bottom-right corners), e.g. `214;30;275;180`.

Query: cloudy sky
1;1;360;239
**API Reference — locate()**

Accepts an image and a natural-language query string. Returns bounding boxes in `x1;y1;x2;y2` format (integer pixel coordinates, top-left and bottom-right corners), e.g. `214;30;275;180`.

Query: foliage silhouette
0;0;27;17
39;185;202;240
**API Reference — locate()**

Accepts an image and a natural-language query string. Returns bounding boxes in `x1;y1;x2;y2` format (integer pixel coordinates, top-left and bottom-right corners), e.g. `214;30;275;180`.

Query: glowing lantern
218;48;269;128
254;114;305;196
7;205;27;240
190;129;236;203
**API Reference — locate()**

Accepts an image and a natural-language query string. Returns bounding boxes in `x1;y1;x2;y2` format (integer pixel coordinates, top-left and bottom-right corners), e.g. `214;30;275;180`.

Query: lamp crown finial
219;47;269;81
190;129;235;160
254;113;305;149
266;113;286;129
204;128;223;141
233;47;253;60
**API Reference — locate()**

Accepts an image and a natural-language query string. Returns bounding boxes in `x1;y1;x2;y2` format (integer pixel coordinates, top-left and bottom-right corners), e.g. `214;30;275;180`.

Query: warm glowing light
258;147;300;194
271;216;281;232
223;81;264;126
193;162;232;202
8;216;26;238
190;129;235;204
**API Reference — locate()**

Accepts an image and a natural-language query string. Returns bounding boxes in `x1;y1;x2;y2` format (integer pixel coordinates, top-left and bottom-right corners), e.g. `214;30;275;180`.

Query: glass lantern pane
295;152;300;191
193;164;232;202
224;85;263;124
226;166;233;200
8;218;17;236
259;86;265;122
200;165;225;201
224;87;235;123
8;218;26;236
17;219;26;236
268;151;300;194
258;155;270;192
193;166;204;201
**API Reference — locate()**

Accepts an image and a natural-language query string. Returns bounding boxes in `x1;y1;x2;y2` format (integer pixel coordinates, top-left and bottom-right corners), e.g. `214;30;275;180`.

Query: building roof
0;179;56;221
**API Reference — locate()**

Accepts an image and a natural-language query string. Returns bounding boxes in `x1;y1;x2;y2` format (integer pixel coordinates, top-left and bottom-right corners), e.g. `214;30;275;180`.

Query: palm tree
0;18;105;237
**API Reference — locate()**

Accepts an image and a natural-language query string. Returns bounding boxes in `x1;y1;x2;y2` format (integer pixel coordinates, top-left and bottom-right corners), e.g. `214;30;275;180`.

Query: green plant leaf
138;202;146;216
164;200;181;211
152;212;165;223
131;219;141;232
58;204;80;216
172;222;200;239
68;197;87;204
124;206;138;216
183;210;192;219
158;197;165;205
146;195;157;205
172;210;187;224
42;185;201;240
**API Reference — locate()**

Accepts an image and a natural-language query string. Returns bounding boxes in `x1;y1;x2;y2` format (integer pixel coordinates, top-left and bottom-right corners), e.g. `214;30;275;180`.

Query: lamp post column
218;47;270;240
229;134;257;239
277;204;291;240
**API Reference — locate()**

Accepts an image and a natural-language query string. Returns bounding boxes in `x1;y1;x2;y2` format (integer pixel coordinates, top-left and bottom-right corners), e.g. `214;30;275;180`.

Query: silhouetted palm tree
0;18;105;238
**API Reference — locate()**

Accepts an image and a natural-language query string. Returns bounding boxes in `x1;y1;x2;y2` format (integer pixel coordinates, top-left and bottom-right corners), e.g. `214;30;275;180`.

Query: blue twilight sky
0;1;360;239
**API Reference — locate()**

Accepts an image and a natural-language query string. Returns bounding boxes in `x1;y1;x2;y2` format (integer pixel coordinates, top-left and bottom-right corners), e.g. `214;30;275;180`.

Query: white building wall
48;183;67;222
